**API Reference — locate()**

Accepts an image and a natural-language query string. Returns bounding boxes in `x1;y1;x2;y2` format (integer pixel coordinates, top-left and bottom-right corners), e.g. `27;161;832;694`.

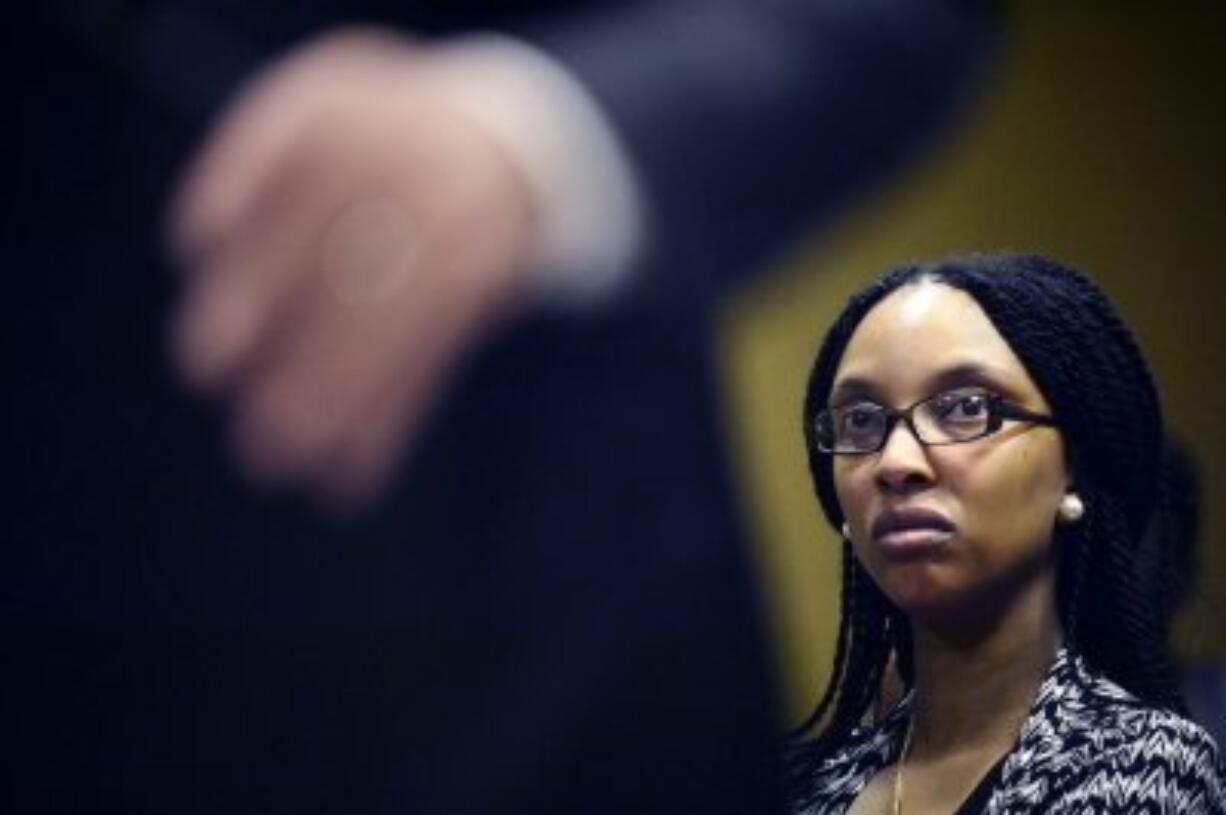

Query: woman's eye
846;408;873;427
936;392;989;422
956;395;987;416
841;405;883;433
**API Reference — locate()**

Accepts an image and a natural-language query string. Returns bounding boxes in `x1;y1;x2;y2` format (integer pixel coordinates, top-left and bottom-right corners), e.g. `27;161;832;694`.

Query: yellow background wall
721;4;1226;724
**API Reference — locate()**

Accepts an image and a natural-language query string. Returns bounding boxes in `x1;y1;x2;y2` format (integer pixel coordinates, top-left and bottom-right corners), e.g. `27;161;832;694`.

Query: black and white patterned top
791;648;1226;813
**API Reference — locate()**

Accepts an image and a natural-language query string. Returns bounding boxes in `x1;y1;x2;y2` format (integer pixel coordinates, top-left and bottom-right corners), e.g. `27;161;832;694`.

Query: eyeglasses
813;387;1057;455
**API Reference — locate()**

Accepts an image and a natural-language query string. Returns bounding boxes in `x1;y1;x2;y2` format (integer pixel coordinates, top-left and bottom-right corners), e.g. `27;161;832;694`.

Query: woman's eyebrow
828;376;881;404
829;363;1019;405
929;362;1015;392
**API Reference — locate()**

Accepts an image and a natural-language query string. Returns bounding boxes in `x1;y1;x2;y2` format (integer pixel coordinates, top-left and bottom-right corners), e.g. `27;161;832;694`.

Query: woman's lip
870;509;955;541
874;527;954;556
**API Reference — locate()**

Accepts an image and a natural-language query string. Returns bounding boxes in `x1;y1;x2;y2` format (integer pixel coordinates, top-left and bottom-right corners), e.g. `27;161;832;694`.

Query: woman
787;253;1225;813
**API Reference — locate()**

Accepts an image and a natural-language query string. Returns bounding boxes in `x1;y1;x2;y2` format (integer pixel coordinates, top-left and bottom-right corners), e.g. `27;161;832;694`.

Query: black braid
787;253;1189;789
934;255;1183;712
785;554;896;809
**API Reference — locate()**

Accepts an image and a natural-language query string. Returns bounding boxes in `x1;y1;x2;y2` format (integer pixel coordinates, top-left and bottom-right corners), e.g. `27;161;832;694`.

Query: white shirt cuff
422;33;646;307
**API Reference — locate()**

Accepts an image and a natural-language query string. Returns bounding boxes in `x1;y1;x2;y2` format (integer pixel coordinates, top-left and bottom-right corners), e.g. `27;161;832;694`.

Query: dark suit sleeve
43;0;1000;305
522;0;1003;301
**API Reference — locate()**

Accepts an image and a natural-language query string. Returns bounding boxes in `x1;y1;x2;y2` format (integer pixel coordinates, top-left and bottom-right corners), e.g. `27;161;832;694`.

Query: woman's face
830;281;1070;624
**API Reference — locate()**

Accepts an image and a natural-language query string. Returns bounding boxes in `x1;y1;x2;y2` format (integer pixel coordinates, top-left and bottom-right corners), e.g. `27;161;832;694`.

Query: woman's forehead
832;281;1039;400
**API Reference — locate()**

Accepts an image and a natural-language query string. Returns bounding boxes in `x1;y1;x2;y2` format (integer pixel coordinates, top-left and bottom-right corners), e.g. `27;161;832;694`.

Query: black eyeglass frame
813;391;1058;455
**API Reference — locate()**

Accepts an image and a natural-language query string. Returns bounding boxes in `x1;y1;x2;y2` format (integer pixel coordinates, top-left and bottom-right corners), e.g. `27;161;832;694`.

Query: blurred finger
317;219;527;508
168;30;423;265
224;201;437;487
317;285;466;509
168;80;308;266
316;352;437;512
172;146;351;390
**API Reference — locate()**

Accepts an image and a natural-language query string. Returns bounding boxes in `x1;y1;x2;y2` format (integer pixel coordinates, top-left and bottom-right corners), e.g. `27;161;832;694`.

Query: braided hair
787;252;1186;794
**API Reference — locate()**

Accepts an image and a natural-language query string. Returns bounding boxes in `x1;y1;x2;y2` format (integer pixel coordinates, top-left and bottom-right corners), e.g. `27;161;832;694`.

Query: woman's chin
879;573;978;626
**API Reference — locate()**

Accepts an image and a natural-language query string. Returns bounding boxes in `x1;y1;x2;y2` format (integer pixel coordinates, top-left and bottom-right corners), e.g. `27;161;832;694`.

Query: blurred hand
169;28;537;508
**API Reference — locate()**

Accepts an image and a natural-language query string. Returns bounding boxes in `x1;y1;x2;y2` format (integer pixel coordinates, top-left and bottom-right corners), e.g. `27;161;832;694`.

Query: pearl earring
1058;493;1085;523
841;522;852;539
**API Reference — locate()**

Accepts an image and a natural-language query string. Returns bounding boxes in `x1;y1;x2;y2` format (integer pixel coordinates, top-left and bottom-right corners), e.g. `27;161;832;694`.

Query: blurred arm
165;0;1001;507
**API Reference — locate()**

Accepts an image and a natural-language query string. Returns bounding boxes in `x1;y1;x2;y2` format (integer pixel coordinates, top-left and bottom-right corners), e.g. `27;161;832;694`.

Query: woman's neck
908;576;1063;758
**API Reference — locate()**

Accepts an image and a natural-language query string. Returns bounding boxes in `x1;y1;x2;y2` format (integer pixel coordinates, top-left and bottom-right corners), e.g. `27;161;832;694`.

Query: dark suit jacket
8;2;997;812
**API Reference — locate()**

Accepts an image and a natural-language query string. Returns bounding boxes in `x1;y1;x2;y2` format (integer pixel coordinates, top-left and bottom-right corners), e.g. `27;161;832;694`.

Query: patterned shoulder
1079;666;1221;757
1051;664;1226;812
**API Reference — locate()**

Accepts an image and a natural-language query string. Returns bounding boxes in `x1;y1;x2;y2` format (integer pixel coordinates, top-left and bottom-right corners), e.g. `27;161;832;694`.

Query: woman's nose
873;420;936;494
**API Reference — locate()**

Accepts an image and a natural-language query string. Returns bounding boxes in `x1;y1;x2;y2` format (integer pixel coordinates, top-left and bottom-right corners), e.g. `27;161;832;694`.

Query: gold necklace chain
892;715;915;815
